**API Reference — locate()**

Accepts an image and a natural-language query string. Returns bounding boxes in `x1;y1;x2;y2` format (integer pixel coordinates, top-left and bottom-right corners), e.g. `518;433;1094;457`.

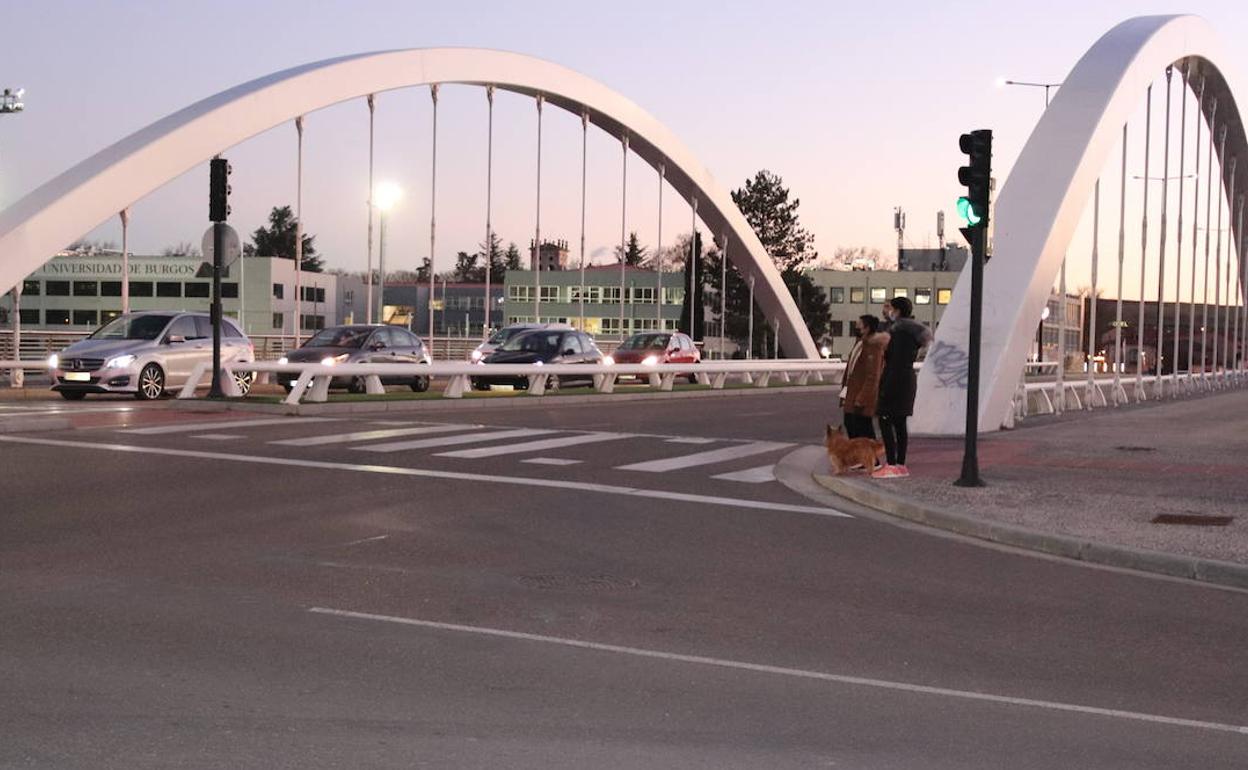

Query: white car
49;311;254;400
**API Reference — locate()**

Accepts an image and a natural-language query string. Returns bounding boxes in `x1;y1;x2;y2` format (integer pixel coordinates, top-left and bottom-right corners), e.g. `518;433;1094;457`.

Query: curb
169;384;840;416
811;468;1248;591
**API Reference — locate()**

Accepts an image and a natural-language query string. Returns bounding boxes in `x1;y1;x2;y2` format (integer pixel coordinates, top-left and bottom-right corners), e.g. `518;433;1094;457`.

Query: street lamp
374;182;402;325
998;78;1062;109
3;88;25;388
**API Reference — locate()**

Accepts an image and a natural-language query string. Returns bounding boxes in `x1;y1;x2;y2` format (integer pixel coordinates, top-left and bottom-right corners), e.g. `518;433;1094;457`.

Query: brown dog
825;424;885;475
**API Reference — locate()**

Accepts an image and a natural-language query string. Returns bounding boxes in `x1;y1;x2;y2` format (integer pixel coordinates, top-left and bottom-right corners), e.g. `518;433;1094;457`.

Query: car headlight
277;356;289;365
104;354;136;369
423;354;433;365
320;353;349;367
533;360;544;367
46;353;58;369
819;346;831;359
602;355;615;366
470;349;483;361
642;355;659;367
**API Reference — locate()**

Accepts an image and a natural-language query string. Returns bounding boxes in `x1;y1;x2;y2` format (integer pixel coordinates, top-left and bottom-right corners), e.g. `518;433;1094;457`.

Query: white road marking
712;464;776;483
308;606;1248;737
357;428;554;453
522;458;583;466
616;441;793;472
665;437;717;444
271;423;476;447
0;435;852;518
341;534;390;546
120;417;338;435
436;432;629;459
192;434;242;441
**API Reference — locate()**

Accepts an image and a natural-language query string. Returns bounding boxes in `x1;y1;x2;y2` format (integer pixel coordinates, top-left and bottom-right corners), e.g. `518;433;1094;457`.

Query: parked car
470;328;605;391
49;311;255;400
610;330;701;382
469;322;573;362
280;324;431;393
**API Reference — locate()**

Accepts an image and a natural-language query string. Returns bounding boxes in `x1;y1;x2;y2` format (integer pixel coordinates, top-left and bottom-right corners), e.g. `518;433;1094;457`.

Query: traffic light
957;129;992;228
209;157;231;222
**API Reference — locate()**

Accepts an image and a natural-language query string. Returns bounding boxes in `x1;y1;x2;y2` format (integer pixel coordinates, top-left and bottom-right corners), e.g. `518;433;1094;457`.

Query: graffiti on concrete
926;340;969;389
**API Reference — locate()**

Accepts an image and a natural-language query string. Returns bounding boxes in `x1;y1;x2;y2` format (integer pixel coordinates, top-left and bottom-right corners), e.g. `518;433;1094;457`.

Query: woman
840;315;889;439
873;296;933;479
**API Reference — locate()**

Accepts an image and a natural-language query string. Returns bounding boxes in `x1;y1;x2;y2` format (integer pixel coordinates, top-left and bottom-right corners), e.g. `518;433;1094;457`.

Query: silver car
469;322;572;362
49;311;255;400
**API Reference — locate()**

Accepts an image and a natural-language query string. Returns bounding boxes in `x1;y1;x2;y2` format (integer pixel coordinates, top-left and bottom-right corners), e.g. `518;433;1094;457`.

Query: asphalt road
2;391;1246;768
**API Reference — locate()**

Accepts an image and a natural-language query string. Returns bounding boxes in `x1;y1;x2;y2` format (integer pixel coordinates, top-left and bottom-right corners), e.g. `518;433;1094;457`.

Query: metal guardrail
1008;369;1247;427
177;359;846;406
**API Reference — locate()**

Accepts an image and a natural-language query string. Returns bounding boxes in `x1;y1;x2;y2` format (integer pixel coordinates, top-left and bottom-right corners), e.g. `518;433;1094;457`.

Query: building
1084;296;1241;374
898;245;969;272
382;282;504;337
807;269;957;358
0;251;364;338
504;266;685;336
530;239;570;271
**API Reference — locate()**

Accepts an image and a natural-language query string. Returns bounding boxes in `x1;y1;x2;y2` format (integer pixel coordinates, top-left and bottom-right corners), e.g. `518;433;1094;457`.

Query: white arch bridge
0;47;818;358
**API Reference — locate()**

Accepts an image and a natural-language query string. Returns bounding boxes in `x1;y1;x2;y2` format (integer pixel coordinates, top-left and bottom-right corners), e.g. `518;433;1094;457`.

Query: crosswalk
106;417;796;485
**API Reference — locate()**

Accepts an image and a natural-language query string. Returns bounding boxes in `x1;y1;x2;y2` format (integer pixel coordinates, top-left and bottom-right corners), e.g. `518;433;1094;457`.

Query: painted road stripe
308;606;1248;737
665;437;717;445
616;441;792;472
271;423;477;447
436;432;629;459
712;464;776;483
522;458;582;466
192;434;243;441
356;428;554;453
120;417;338;435
0;435;851;518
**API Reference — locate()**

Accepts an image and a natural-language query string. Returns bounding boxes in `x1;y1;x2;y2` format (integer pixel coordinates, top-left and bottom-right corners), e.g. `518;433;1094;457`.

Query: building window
828;286;844;304
870;287;887;304
72;281;98;297
937;288;952;305
45;308;71;325
101;281;122;297
184;282;210;298
272;283;285;299
849;287;865;304
156;282;181;298
301;314;325;330
569;286;603;304
72;309;98;326
130;282;154;297
19;309;39;325
101;310;121;323
222;282;239;299
22;280;40;296
539;286;559;302
632;287;656;304
603;287;623;304
915;287;932;305
45;280;70;296
893;287;908;298
831;320;844;337
662;287;685;305
301;286;326;303
272;312;284;329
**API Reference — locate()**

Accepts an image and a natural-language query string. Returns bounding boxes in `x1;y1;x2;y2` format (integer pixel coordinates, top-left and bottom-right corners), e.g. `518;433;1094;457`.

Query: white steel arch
0;48;818;358
913;15;1248;435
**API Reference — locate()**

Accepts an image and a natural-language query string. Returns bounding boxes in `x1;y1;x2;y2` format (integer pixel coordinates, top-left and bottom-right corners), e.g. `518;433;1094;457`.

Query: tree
614;231;648;267
676;232;710;339
731;170;817;272
453;250;484;282
476;232;508;281
160;241;200;257
248;205;323;272
825;246;883;271
504;242;523;271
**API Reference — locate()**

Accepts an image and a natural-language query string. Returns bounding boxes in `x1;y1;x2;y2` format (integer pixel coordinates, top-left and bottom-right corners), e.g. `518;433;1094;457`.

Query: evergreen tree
677;232;710;339
476;232;508;281
453;251;484;282
730;170;817;272
504;242;523;271
615;231;648;267
248;205;323;272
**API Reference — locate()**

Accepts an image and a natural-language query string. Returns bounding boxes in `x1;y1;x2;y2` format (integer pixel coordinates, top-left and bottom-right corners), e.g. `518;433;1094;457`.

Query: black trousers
843;412;875;440
878;413;908;466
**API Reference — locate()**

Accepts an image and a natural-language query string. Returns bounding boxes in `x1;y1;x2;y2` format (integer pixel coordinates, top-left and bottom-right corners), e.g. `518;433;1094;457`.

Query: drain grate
516;574;639;591
1151;513;1234;526
1115;445;1156;452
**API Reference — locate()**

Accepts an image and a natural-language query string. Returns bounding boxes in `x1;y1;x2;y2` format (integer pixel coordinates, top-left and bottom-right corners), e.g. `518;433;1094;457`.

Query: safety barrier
1008;368;1247;427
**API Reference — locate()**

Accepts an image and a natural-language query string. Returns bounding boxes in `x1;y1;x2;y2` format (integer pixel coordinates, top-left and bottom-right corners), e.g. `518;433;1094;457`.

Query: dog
825;424;886;475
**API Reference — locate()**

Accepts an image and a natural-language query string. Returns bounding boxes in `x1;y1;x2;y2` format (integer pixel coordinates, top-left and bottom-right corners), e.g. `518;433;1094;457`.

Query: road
2;391;1246;768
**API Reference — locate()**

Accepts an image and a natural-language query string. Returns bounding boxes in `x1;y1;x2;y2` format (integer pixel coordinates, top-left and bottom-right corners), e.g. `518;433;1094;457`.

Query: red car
611;331;701;381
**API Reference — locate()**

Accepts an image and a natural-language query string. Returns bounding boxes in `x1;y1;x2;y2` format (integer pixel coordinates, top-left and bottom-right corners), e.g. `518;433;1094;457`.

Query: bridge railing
1008;368;1247;426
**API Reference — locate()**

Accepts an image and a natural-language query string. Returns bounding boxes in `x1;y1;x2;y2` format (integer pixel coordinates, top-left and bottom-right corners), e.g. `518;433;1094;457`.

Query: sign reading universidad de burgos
34;258;201;278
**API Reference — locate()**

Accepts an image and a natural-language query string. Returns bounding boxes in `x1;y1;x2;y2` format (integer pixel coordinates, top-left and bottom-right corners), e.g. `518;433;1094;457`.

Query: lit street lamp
374;182;402;325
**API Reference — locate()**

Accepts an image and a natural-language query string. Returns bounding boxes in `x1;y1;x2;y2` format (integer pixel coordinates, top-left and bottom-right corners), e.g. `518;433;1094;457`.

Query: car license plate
64;372;90;382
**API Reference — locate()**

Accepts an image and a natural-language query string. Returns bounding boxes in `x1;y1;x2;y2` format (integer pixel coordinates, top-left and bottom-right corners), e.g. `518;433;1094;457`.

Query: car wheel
282;384;293;394
135;363;165;400
59;390;87;401
347;376;366;394
546;375;561;392
687;373;699;384
410;376;430;393
471;379;490;391
232;370;254;396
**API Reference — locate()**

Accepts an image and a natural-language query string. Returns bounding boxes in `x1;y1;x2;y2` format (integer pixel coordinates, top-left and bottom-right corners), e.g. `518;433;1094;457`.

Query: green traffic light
957;196;982;226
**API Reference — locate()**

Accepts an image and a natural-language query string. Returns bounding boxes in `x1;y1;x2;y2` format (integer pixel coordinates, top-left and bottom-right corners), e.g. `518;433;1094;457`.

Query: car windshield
488;326;529;345
305;327;372;349
88;314;173;341
499;331;562;354
621;333;670;351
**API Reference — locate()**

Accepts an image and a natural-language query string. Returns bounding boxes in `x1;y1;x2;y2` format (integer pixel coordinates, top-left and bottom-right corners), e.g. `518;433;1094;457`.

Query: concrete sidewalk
815;389;1248;588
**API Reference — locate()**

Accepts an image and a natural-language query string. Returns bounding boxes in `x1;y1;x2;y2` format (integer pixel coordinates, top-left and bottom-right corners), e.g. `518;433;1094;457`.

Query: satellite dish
201;224;242;266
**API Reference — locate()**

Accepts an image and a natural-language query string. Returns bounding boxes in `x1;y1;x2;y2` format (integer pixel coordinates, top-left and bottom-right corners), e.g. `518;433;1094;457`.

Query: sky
3;0;1248;301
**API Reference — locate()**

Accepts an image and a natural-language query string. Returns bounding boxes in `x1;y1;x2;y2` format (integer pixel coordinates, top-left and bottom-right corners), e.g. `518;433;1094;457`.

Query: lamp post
3;88;25;387
374;182;402;326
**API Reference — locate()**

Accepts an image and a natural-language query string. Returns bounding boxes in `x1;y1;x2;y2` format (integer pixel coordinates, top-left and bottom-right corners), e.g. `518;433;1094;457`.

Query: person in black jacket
872;296;933;479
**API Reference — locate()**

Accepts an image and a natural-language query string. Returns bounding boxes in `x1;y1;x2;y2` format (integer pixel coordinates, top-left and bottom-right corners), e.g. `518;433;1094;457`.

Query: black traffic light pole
954;129;991;488
208;156;230;398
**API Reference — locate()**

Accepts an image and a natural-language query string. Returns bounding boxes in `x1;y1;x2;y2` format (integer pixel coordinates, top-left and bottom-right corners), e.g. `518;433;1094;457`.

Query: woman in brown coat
840;315;889;439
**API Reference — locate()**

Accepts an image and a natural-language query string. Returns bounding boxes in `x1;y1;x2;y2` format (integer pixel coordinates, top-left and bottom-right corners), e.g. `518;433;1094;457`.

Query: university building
503;266;686;336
